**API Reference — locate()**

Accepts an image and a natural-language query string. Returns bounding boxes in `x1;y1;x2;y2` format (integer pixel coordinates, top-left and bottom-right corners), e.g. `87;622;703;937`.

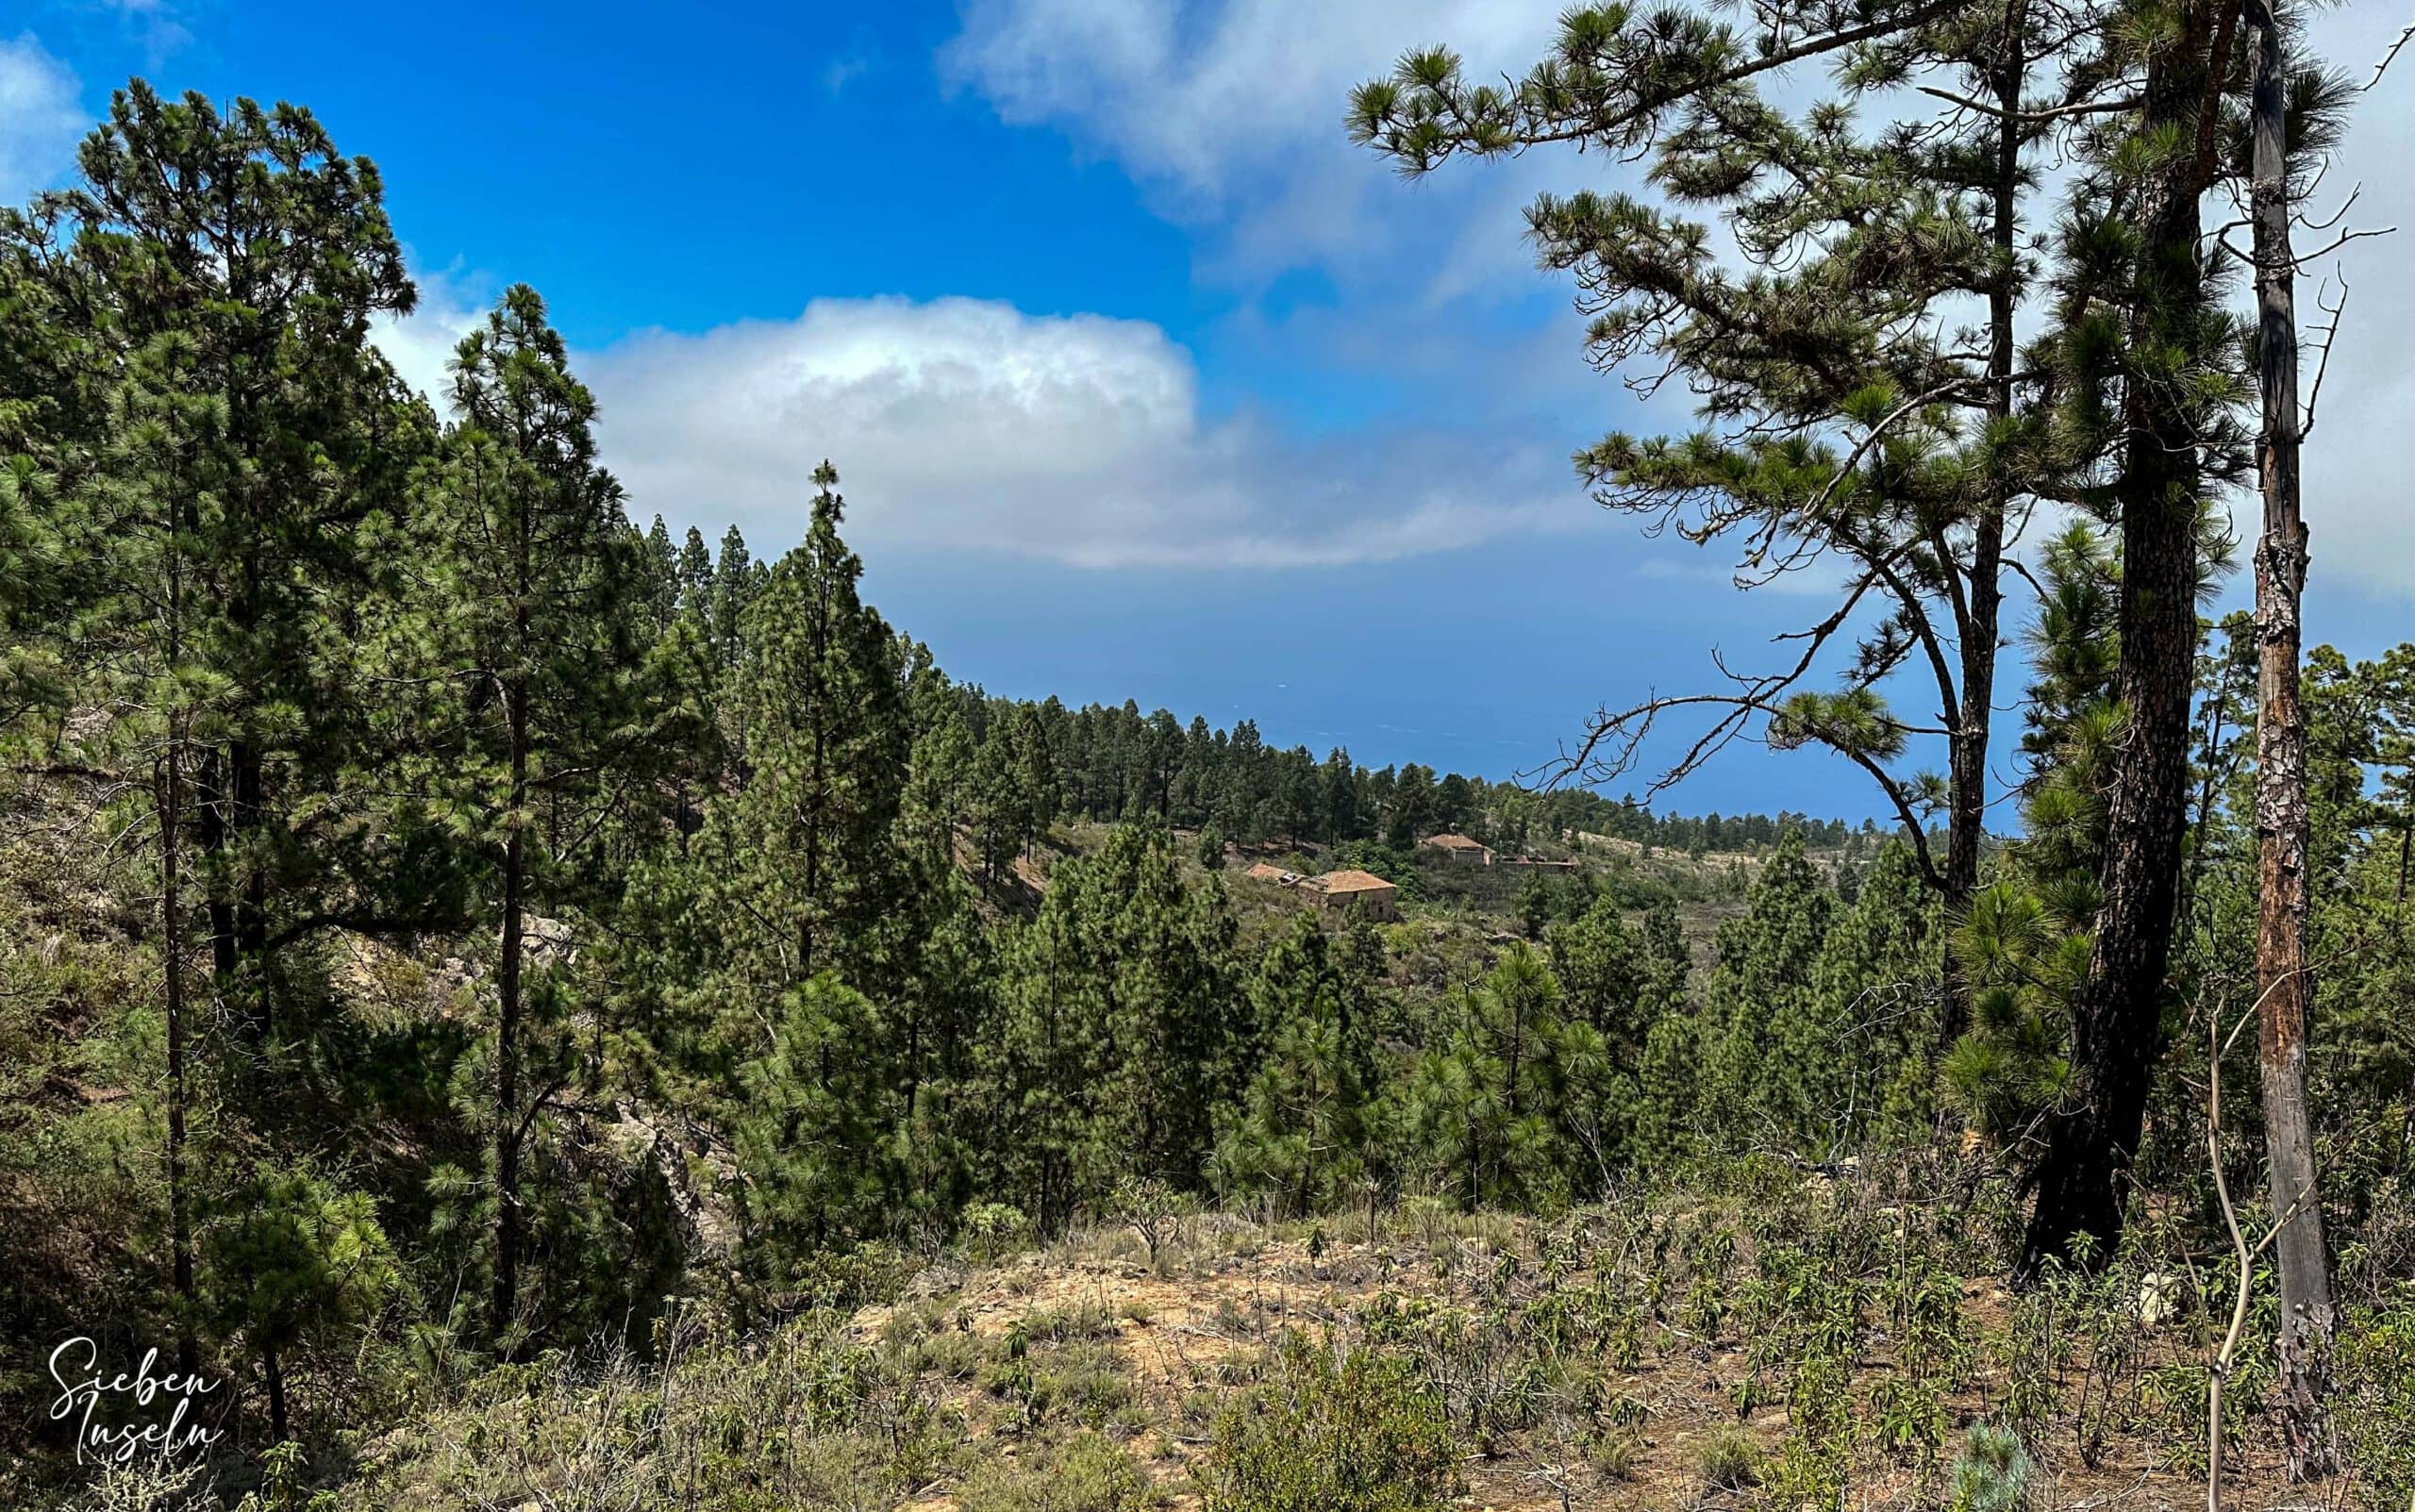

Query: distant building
1501;855;1580;871
1242;861;1402;923
1305;869;1401;922
1423;833;1494;867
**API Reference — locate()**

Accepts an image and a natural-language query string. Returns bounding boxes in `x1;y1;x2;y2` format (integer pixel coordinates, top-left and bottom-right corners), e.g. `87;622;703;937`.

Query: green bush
958;1432;1163;1512
2339;1295;2415;1505
1695;1428;1761;1493
1204;1338;1458;1512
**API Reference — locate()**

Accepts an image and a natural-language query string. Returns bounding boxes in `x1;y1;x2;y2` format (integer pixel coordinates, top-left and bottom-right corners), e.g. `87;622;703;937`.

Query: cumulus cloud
941;0;1560;289
569;295;1575;569
939;0;2415;599
0;33;85;206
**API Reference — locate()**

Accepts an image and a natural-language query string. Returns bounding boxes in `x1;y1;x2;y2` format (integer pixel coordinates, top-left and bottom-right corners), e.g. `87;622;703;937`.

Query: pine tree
640;515;679;632
1016;704;1059;856
1408;944;1570;1209
1349;0;2087;1042
719;463;910;989
396;284;648;1344
1387;764;1434;848
973;714;1030;885
200;1165;399;1440
1214;916;1382;1214
1696;833;1838;1150
1323;747;1361;841
992;824;1241;1230
709;523;757;675
729;973;891;1272
1545;895;1651;1049
658;469;922;1275
2015;0;2256;1275
45;83;423;1048
1805;842;1944;1146
21;81;425;1373
675;525;714;608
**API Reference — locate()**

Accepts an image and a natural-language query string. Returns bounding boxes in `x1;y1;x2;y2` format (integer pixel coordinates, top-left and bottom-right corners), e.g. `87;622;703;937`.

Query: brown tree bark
2020;0;2221;1275
2244;0;2337;1474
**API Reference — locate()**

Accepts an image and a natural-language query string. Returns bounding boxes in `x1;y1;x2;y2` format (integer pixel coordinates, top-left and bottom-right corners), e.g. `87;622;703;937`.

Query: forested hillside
4;20;2414;1512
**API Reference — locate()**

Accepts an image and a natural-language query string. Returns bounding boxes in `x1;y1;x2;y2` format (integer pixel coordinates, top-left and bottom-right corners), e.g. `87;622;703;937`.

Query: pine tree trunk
491;684;526;1346
2246;0;2337;1473
1942;8;2024;1045
158;731;197;1379
158;478;200;1380
197;752;240;993
263;1337;287;1442
2020;0;2216;1274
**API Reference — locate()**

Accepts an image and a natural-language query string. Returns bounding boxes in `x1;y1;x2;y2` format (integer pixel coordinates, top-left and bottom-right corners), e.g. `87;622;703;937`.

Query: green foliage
1694;1428;1760;1494
2337;1289;2415;1504
991;823;1241;1231
727;973;894;1276
1214;916;1383;1216
1945;528;2117;1151
1406;944;1574;1210
203;1167;402;1354
335;1311;955;1511
1643;830;1944;1160
958;1432;1163;1512
13;46;2415;1505
1948;1423;2033;1512
1205;1338;1458;1512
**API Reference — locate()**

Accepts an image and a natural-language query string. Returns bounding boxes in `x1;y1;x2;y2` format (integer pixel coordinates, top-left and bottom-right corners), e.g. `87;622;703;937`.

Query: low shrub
1695;1428;1761;1494
957;1432;1163;1512
1202;1337;1458;1511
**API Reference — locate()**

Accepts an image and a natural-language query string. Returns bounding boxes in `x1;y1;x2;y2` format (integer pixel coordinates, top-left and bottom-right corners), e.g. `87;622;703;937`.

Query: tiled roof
1317;869;1395;893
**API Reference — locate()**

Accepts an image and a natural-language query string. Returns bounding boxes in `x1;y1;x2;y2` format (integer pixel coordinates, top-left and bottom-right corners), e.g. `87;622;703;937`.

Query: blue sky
8;0;2412;822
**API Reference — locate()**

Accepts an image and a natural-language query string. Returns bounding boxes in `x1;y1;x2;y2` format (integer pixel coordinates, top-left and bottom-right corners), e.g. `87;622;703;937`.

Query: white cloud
942;0;1542;201
566;294;1575;569
941;0;1559;289
937;0;2415;602
372;259;489;407
0;33;85;207
2292;6;2415;600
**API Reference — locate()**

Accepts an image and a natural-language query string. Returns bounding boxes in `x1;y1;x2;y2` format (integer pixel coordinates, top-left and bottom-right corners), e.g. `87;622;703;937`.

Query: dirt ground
852;1218;2344;1512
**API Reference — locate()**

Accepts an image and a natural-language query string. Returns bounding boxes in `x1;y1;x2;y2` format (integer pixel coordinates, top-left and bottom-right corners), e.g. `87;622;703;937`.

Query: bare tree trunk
2020;0;2219;1275
2245;0;2337;1473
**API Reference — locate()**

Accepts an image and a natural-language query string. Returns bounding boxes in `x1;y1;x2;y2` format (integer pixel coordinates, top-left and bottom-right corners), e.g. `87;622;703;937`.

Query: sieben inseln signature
47;1337;224;1466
